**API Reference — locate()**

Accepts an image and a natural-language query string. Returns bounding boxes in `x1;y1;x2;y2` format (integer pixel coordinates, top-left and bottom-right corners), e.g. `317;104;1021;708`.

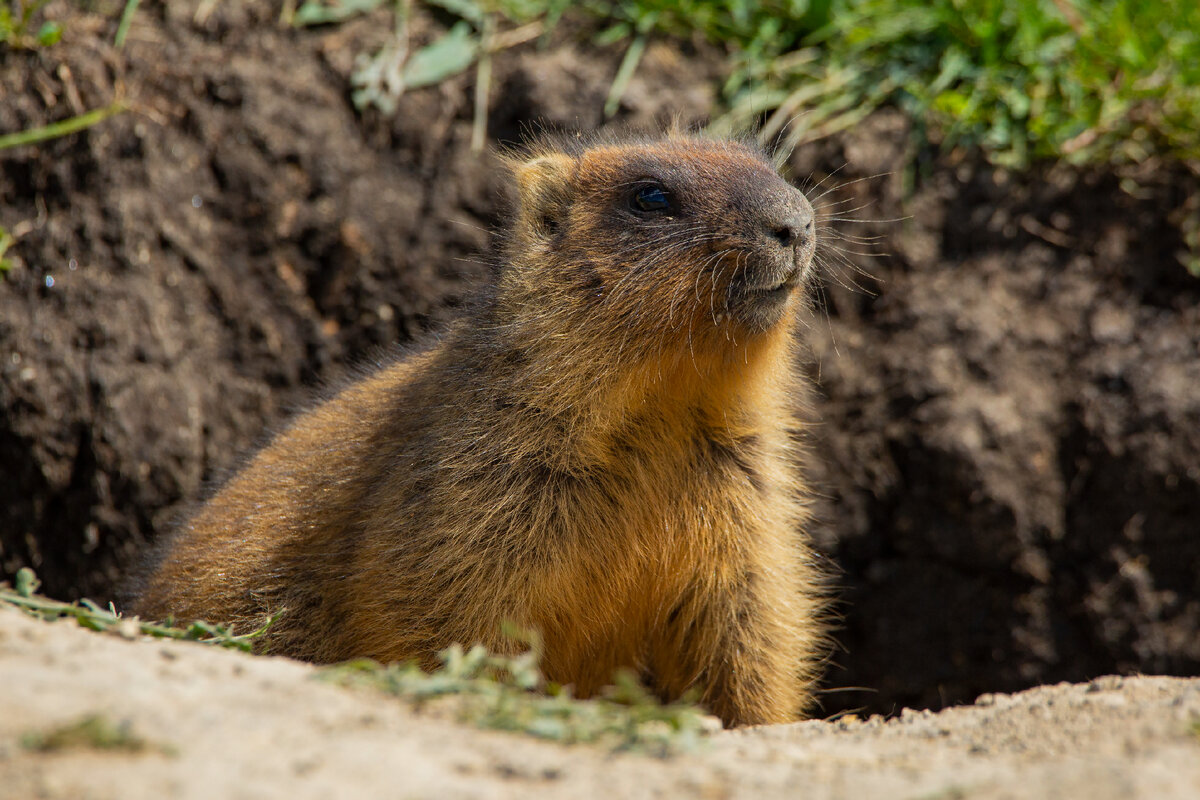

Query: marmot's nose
768;208;814;249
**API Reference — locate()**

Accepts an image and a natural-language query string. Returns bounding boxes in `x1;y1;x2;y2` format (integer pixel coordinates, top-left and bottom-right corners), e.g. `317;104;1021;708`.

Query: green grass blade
604;33;646;118
0;102;126;151
114;0;139;49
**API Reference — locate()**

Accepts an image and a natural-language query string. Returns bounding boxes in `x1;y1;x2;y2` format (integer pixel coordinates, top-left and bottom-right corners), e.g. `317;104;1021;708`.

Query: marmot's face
509;137;817;351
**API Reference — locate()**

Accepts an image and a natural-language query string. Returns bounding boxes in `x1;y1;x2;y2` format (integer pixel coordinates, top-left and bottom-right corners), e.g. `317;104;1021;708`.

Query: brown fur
131;132;828;726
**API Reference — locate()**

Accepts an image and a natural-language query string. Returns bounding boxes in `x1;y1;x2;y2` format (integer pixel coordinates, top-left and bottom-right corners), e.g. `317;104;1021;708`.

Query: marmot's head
500;133;816;360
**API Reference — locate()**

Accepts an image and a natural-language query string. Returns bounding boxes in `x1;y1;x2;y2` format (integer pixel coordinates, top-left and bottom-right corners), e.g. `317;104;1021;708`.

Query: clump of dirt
1;0;1197;716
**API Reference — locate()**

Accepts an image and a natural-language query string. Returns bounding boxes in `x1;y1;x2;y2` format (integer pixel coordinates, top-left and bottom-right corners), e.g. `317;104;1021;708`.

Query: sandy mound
3;605;1198;799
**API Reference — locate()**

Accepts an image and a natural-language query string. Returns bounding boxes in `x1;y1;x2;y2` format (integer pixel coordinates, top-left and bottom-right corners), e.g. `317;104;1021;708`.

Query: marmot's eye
632;183;671;213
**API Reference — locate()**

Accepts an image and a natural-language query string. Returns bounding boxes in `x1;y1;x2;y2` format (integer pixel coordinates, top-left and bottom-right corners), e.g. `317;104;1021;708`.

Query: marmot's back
132;133;827;727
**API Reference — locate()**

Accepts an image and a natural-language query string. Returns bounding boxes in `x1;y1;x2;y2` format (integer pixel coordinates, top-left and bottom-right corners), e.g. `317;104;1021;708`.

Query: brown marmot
131;132;828;727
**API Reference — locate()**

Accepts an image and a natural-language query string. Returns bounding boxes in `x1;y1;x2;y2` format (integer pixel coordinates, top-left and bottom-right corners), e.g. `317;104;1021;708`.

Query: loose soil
0;0;1197;739
4;605;1200;799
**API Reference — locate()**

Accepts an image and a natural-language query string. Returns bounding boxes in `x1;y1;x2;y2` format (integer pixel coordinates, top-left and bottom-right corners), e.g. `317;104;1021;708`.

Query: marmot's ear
511;153;576;240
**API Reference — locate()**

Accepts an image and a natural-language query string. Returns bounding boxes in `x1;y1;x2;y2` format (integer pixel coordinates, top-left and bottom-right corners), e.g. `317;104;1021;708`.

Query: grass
9;0;1194;170
0;0;131;164
0;0;62;48
0;225;15;275
293;0;1200;171
2;570;712;754
633;0;1200;169
21;714;163;754
6;0;1197;170
114;0;140;49
724;0;1200;169
0;102;128;152
321;640;714;756
0;568;273;651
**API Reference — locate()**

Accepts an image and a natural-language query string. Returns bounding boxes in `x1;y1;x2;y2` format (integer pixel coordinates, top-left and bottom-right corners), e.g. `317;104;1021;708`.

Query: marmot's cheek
798;241;818;283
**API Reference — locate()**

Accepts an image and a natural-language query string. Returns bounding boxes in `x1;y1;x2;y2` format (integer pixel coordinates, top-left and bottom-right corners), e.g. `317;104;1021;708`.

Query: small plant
294;1;547;148
301;1;1200;171
3;569;711;752
0;101;128;152
1176;195;1200;278
0;225;15;275
21;714;157;754
714;0;1200;168
0;0;62;48
0;567;275;651
321;630;715;755
114;0;140;49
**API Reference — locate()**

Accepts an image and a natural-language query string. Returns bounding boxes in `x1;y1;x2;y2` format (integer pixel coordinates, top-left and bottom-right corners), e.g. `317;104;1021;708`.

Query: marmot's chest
548;429;781;563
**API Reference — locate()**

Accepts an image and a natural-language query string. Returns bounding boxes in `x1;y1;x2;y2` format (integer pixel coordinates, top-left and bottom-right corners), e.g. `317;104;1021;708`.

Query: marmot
132;132;827;727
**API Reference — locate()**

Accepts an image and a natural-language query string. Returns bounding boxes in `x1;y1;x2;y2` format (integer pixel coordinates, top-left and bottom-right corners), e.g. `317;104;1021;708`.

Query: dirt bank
4;606;1200;799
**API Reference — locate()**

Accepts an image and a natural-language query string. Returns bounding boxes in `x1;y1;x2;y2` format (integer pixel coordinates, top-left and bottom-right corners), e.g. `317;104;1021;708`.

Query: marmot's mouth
724;262;806;334
744;266;802;296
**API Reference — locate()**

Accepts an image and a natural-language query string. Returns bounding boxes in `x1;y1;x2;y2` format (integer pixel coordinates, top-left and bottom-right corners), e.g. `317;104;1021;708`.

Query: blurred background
1;0;1197;716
